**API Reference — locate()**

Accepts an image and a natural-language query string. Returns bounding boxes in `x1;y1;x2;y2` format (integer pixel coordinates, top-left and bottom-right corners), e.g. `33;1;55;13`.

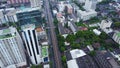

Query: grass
42;46;48;57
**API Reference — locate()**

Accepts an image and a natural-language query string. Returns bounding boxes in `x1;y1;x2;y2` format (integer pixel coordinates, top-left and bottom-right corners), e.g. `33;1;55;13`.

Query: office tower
21;24;42;65
7;0;29;5
29;0;41;8
84;0;97;11
16;7;41;26
0;27;27;67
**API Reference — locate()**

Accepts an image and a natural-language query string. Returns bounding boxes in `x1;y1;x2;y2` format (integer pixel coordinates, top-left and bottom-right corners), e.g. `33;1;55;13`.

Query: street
44;0;62;68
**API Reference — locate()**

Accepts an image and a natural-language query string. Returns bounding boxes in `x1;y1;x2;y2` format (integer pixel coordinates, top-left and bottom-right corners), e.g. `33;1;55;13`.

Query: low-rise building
68;22;78;34
58;23;69;38
56;12;65;24
93;29;101;35
100;19;112;29
36;27;48;45
65;49;98;68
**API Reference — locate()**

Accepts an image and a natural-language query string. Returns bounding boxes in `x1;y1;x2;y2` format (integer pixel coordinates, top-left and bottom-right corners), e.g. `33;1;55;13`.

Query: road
44;0;62;68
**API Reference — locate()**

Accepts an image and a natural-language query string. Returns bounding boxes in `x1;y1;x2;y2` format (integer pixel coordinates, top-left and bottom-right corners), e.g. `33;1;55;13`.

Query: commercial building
77;10;97;21
0;27;27;67
21;24;42;65
16;7;42;26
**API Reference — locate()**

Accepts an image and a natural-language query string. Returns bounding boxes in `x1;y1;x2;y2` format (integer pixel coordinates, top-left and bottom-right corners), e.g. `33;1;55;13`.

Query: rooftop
16;7;40;13
0;27;16;39
21;24;35;31
66;49;98;68
117;32;120;37
42;46;48;57
70;49;86;59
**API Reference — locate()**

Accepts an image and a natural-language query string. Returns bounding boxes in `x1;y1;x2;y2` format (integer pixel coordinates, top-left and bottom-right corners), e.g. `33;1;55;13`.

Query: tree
66;34;76;43
60;46;65;52
99;32;109;39
31;65;36;68
53;18;58;26
71;43;80;49
62;56;66;63
37;64;42;68
57;35;65;42
89;51;96;57
75;31;84;38
114;22;120;28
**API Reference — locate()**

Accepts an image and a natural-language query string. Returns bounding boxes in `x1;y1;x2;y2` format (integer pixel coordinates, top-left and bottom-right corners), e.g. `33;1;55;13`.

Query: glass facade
16;10;42;27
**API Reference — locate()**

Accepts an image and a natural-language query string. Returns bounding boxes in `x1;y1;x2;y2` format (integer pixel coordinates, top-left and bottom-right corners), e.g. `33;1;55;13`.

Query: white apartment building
58;1;73;13
21;24;42;65
0;9;6;25
77;10;97;21
112;31;120;45
100;19;112;29
5;8;18;23
0;8;18;25
0;27;27;67
84;0;97;11
30;0;41;8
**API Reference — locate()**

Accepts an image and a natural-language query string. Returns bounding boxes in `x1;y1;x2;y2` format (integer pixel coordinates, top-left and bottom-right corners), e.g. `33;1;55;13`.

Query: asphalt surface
44;0;62;68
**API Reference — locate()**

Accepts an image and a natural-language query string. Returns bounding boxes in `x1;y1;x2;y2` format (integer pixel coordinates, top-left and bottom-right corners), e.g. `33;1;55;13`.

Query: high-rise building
16;7;41;26
0;8;18;25
21;24;42;65
0;9;6;25
0;27;27;67
84;0;97;11
29;0;41;8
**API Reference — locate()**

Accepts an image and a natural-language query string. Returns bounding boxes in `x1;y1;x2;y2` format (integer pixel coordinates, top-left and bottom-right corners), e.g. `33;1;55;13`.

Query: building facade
7;0;29;5
16;7;42;26
0;8;18;25
112;32;120;45
21;24;42;65
77;10;97;21
29;0;41;8
0;27;26;67
84;0;97;11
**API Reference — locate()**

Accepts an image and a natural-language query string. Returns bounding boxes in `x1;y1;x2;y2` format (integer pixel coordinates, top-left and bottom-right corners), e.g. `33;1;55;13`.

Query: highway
44;0;62;68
